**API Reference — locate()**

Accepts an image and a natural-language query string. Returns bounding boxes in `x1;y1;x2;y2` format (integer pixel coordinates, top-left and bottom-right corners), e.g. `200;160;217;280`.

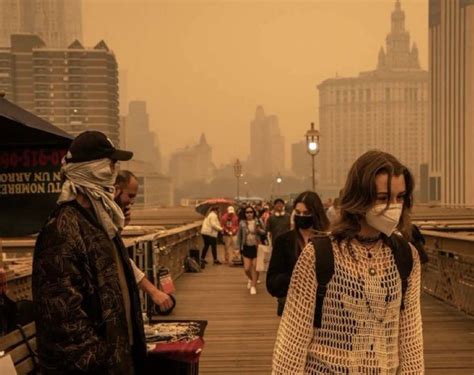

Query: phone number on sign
0;149;67;168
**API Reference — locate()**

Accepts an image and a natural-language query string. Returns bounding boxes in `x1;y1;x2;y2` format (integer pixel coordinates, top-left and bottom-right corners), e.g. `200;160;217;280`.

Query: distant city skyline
82;0;428;167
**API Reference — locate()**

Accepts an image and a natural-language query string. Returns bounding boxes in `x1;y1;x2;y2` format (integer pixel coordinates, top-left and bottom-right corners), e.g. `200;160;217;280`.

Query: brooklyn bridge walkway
162;245;474;375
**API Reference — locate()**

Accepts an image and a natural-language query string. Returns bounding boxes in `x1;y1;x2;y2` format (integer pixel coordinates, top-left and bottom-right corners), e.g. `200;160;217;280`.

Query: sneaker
250;287;257;295
213;260;222;265
247;280;251;289
201;259;208;265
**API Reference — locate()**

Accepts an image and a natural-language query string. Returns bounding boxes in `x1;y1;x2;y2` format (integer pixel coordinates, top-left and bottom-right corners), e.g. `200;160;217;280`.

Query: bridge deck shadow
161;245;474;374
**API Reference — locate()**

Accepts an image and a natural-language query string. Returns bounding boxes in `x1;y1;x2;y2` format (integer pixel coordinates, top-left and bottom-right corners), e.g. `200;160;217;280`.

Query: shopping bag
263;243;272;271
256;244;271;272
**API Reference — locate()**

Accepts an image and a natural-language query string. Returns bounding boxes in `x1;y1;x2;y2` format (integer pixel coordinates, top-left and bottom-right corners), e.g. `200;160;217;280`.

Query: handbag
256;244;271;272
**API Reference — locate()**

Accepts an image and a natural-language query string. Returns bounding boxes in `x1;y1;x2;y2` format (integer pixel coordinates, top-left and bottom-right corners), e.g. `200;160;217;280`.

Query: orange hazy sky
82;0;428;169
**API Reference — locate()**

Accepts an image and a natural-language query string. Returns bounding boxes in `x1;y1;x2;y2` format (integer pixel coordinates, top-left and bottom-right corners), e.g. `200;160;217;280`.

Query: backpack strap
311;236;334;328
411;225;429;264
388;234;413;310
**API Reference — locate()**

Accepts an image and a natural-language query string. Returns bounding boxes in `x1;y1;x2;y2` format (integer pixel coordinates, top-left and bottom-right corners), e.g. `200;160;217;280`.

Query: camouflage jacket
32;201;146;374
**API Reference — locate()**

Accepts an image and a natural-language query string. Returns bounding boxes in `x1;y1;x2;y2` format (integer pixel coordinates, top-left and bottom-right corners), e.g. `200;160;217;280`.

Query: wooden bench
0;322;38;374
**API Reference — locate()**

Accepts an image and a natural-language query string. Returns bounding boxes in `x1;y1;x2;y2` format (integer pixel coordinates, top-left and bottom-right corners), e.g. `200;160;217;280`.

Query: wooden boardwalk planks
163;246;474;374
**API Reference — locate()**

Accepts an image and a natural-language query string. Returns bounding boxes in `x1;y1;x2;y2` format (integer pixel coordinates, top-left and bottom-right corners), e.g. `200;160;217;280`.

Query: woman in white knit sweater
272;151;424;374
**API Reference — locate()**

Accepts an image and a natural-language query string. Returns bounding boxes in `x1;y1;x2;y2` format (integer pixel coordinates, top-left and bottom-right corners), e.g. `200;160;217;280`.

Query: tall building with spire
249;106;285;177
428;0;474;206
377;0;421;71
317;1;428;197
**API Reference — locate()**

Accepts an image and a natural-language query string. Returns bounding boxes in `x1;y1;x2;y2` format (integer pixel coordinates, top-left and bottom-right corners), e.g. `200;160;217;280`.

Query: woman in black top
266;191;329;315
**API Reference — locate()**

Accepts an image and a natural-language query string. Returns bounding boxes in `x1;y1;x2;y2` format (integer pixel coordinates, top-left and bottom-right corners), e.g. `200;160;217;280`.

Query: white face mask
365;203;403;236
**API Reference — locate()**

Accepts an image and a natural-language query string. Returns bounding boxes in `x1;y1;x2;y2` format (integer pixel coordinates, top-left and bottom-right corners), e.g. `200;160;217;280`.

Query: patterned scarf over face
57;158;124;239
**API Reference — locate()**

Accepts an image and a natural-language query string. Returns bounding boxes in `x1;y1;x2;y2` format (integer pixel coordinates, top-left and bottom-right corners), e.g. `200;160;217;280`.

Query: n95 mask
365;203;403;236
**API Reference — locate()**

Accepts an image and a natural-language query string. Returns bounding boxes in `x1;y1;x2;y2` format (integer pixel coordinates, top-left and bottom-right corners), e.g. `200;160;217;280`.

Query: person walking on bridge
266;191;329;316
220;206;239;264
266;198;291;247
272;150;424;374
237;205;266;295
201;206;223;265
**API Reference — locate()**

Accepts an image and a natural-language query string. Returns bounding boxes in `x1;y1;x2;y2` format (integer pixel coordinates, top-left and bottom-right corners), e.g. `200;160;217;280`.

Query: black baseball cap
65;131;133;163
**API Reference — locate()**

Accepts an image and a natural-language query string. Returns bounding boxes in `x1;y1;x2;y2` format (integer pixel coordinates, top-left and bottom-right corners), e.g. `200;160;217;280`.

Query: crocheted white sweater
272;238;424;374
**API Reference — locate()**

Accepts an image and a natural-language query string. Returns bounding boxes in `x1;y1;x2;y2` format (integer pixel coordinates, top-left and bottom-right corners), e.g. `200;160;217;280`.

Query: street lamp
305;122;320;191
233;159;242;200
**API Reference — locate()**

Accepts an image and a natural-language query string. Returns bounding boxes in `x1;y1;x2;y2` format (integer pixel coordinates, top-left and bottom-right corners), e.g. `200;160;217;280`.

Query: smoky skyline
82;0;428;169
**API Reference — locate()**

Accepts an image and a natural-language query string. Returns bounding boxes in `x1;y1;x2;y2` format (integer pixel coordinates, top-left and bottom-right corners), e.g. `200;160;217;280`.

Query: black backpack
184;256;201;273
411;224;429;264
311;234;413;328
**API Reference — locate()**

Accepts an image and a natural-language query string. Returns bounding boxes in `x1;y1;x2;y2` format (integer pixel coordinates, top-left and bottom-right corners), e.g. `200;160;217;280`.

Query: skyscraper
428;0;474;206
318;1;428;196
125;101;162;173
169;134;213;188
0;0;21;47
249;106;285;177
0;0;82;47
0;34;120;146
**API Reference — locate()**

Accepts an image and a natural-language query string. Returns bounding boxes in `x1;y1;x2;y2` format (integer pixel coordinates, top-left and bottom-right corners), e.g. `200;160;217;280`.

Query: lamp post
305;122;320;191
233;159;242;200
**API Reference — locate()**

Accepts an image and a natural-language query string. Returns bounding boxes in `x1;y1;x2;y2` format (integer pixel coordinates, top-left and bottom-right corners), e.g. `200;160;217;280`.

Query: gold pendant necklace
348;240;389;323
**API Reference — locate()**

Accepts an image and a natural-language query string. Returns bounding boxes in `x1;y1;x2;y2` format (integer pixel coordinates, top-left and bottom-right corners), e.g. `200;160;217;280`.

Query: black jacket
33;201;146;374
266;230;299;298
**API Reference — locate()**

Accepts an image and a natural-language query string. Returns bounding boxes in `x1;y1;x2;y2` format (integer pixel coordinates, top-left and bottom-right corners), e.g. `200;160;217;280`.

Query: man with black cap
266;198;291;247
32;131;146;374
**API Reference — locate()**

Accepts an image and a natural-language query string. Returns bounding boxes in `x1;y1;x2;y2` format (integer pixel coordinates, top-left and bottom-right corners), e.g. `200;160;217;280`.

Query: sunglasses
245;211;254;214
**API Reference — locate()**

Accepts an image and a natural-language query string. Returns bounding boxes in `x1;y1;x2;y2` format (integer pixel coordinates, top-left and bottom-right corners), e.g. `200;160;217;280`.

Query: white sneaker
247;280;251;289
250;286;257;295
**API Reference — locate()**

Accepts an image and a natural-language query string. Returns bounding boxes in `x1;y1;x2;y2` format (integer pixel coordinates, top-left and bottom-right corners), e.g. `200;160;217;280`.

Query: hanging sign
0;146;67;236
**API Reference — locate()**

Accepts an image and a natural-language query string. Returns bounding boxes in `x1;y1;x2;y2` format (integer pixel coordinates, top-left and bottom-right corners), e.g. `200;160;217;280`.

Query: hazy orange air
83;0;428;170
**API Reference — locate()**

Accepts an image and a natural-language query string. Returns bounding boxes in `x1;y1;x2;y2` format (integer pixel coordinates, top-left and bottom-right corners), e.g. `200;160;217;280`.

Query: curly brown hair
332;150;414;241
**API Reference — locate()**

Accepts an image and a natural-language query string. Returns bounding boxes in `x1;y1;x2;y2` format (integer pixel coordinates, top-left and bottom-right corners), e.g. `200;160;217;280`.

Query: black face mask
294;214;313;229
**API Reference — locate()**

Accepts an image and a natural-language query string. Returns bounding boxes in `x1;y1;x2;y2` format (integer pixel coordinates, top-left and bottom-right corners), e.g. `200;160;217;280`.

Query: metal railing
123;221;203;313
421;230;474;315
1;221;203;312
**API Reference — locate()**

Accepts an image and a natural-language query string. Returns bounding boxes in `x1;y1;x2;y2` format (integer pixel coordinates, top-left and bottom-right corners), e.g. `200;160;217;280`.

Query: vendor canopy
0;96;73;236
0;96;72;147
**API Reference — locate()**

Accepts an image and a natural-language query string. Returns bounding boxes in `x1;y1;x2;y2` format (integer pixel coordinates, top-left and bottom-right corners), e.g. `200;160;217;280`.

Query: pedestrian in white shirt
201;206;224;265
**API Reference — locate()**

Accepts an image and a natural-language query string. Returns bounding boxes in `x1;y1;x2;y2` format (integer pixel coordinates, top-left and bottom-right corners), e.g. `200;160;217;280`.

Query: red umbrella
195;198;236;216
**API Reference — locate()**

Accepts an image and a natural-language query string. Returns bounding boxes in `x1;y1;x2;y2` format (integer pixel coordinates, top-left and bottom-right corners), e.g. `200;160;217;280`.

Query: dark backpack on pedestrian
411;224;429;264
311;233;413;328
